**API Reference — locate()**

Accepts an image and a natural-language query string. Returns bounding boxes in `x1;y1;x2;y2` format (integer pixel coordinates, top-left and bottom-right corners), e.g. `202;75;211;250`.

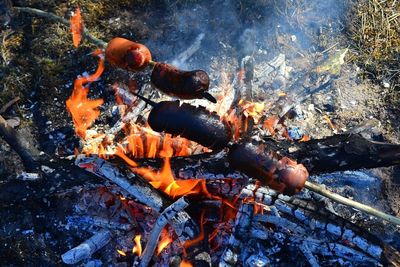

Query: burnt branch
0;115;42;171
13;6;106;47
138;197;190;267
74;156;211;266
61;230;113;265
262;133;400;174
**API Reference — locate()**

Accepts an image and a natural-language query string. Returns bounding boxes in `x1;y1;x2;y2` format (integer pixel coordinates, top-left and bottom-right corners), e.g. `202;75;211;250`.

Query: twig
0;115;41;171
304;181;400;226
61;230;112;265
0;96;20;114
13;6;107;48
138;197;190;267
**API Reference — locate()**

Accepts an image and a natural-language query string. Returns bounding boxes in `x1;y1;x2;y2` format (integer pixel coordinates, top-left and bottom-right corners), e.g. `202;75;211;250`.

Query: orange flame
277;92;287;97
263;115;279;136
115;145;138;167
134;157;209;199
183;210;205;249
117;249;126;256
66;50;104;139
180;260;193;267
132;235;142;256
157;229;173;255
238;99;265;123
299;135;310;142
70;7;83;48
322;114;336;131
146;134;160;158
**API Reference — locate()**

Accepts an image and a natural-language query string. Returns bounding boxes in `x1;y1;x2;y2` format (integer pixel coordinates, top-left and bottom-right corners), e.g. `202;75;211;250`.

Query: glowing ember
70;7;83;48
323;114;336;131
263;115;279;136
277;92;287;97
132;235;142;256
157;229;173;255
117;249;126;257
180;260;193;267
299;135;310;142
66;50;104;139
238;99;265;123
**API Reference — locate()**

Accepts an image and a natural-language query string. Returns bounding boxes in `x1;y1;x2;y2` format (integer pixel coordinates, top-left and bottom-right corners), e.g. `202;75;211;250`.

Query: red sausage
228;142;308;195
105;37;152;71
151;62;216;103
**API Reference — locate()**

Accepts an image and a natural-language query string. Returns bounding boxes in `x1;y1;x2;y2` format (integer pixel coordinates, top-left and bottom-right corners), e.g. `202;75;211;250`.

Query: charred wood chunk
151;62;216;103
148;101;231;150
105;37;152;71
228;142;308;195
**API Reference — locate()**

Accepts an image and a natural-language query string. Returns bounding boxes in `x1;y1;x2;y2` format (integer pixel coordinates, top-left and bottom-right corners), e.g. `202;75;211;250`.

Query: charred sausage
105;37;152;71
147;100;231;150
228;142;308;195
151;62;217;103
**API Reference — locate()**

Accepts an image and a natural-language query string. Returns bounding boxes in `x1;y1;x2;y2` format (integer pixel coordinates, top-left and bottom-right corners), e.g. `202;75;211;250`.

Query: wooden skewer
305;181;400;226
13;6;107;48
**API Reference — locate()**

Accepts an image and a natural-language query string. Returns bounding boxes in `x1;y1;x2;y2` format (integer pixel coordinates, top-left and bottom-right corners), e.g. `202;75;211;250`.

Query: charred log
2;133;399;205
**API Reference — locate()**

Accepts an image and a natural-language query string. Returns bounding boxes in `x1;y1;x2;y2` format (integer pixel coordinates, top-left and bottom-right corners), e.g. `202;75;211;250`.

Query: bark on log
266;134;400;174
0;116;42;171
1;133;400;205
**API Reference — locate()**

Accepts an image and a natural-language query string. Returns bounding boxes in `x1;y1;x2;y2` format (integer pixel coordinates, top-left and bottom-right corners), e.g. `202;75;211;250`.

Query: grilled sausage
151;62;216;103
105;37;152;71
228;142;308;195
148;100;231;150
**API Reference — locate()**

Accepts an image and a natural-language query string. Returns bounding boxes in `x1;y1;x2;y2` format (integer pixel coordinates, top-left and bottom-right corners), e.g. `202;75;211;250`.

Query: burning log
75;156;212;266
75;156;197;241
137;197;190;267
61;229;112;265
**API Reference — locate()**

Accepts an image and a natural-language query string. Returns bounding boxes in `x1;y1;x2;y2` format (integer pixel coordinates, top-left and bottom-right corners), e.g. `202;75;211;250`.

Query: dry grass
349;0;400;84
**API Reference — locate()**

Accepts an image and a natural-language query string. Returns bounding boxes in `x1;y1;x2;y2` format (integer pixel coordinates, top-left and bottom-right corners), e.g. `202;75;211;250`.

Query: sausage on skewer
105;37;152;71
151;62;216;103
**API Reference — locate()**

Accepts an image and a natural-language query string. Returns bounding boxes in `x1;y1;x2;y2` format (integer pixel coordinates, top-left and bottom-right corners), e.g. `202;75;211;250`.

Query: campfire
1;1;400;266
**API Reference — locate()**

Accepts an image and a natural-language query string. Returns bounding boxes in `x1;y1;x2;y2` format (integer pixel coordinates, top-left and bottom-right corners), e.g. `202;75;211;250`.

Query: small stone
287;127;304;140
382;80;390;88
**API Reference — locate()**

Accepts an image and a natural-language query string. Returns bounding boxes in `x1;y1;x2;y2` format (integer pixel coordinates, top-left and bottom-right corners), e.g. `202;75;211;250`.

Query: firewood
61;230;112;265
138;197;190;267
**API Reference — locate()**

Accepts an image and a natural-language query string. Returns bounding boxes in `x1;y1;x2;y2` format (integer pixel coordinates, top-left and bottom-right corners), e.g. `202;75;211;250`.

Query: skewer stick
13;6;107;48
304;181;400;226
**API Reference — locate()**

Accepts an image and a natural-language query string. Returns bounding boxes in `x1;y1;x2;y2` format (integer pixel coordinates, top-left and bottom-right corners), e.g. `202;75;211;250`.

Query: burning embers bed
61;15;391;266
